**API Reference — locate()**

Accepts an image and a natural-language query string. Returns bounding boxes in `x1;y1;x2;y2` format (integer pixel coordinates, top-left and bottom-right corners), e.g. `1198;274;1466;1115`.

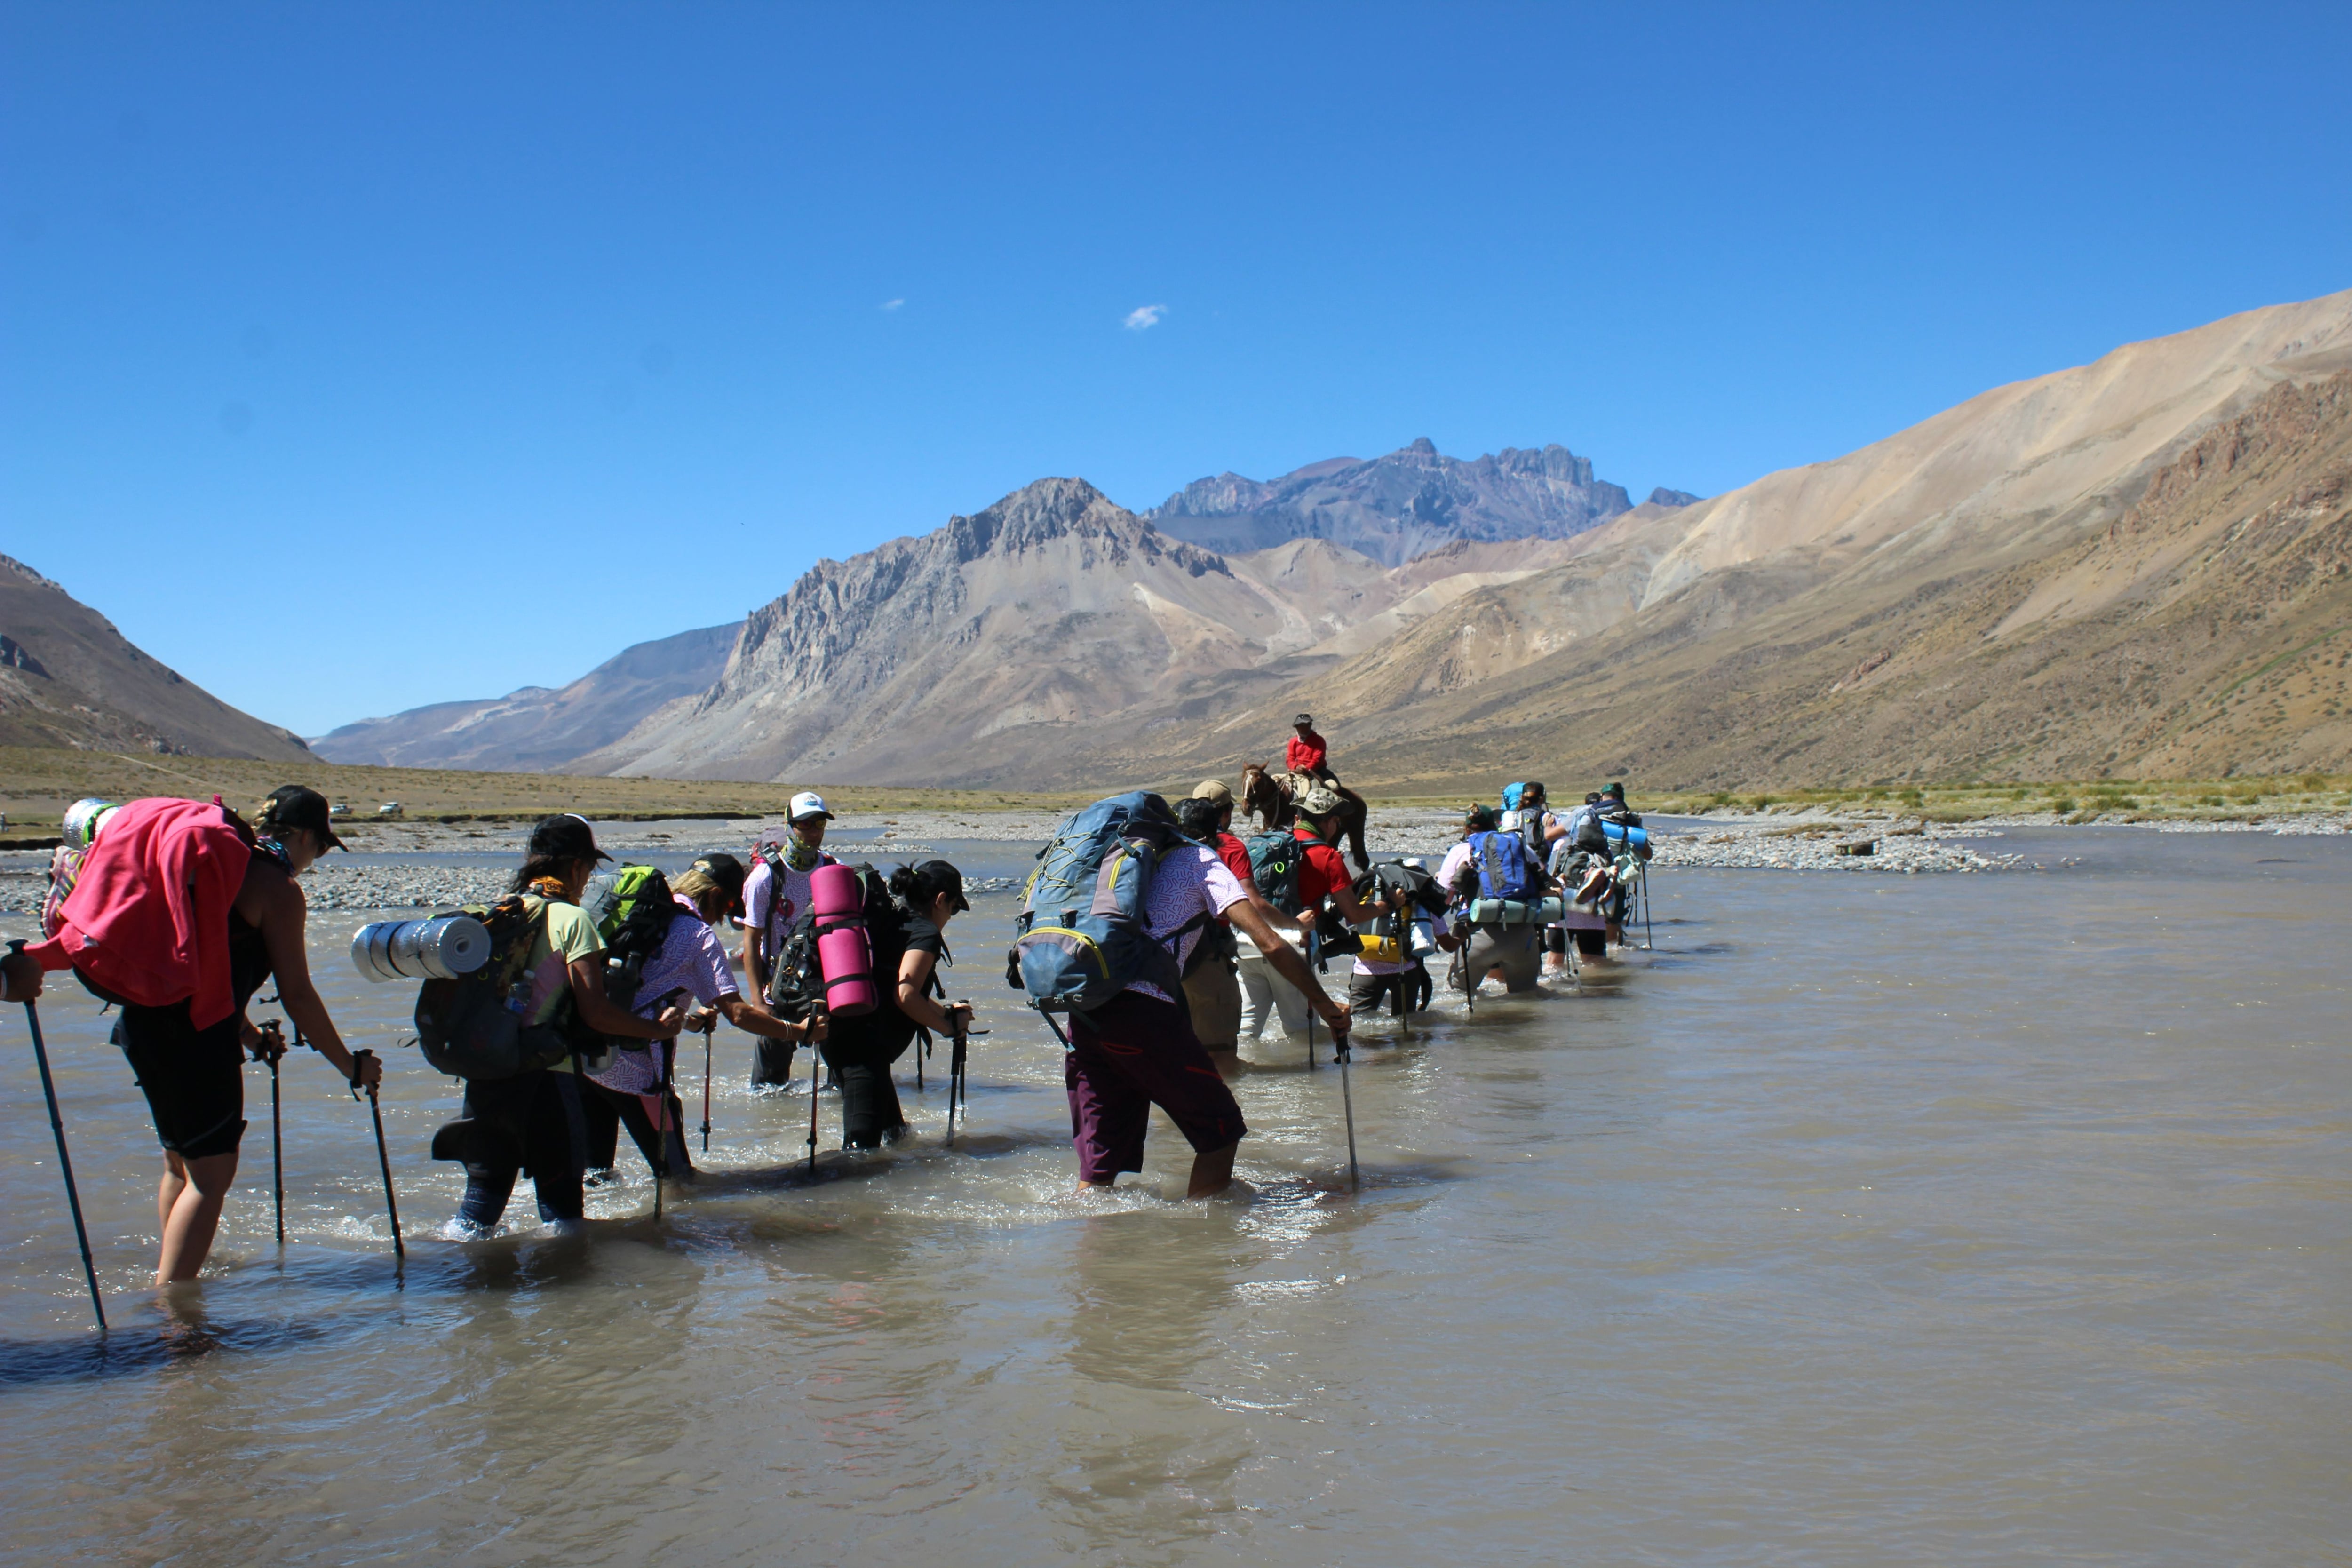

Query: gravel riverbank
6;801;2341;913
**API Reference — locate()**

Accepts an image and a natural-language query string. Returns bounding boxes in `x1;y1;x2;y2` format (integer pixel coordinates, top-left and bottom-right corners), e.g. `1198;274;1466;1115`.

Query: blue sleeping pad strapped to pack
1600;819;1651;857
1009;791;1200;1019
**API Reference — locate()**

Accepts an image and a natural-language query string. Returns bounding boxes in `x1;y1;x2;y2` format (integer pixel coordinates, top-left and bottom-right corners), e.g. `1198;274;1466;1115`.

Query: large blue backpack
1009;791;1205;1018
1470;830;1538;900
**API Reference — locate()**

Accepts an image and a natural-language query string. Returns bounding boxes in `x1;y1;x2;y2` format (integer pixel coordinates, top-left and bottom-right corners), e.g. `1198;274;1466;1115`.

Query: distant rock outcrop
1146;438;1635;565
1646;487;1701;507
310;621;741;771
0;552;312;759
577;476;1602;785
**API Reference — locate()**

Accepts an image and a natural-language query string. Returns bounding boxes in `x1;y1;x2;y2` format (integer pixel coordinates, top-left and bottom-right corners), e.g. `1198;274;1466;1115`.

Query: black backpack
1244;831;1307;915
415;895;575;1081
571;865;686;1063
768;864;922;1028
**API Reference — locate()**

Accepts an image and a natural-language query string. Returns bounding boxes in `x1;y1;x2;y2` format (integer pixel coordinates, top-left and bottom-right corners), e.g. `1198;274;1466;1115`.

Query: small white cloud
880;298;905;311
1123;303;1167;331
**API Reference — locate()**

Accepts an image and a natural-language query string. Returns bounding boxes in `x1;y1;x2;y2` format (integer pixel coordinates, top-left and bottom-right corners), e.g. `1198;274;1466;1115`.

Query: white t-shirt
1131;845;1250;1003
1437;841;1477;912
742;847;833;954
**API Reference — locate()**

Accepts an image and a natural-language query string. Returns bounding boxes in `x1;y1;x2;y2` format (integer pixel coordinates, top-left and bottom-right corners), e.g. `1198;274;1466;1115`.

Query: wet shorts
1348;969;1414;1016
114;1000;247;1161
1065;990;1248;1184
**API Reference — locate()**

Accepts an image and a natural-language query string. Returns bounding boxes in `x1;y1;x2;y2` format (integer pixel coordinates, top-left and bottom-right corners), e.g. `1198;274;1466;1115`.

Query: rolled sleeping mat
62;797;119;852
1468;896;1567;926
809;863;878;1017
350;916;492;983
1599;820;1649;852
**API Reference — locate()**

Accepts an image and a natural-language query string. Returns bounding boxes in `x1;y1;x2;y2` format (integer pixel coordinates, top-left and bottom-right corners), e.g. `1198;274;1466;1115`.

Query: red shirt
1286;730;1327;774
1212;830;1253;886
1292;827;1351;909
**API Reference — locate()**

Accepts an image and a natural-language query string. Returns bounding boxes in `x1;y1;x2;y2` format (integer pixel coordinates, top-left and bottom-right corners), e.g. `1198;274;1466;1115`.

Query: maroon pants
1065;991;1247;1183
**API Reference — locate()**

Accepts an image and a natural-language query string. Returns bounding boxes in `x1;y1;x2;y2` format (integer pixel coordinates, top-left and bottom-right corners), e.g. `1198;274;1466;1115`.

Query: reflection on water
0;828;2346;1563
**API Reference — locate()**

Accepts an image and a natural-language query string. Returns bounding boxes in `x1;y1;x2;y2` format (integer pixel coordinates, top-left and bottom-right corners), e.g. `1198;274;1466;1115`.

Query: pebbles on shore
16;798;2336;915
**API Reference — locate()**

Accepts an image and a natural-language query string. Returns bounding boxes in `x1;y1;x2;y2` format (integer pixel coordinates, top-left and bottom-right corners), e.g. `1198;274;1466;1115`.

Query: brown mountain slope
581;478;1602;785
0;554;312;761
1088;370;2352;791
988;290;2352;792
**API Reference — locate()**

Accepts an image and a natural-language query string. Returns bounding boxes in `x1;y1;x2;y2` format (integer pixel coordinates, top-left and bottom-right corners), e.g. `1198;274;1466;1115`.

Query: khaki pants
1457;922;1544;995
1236;947;1310;1040
1181;958;1243;1051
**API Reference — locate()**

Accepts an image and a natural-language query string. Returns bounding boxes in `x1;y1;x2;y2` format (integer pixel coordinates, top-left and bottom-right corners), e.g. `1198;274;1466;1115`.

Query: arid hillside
1009;289;2352;791
0;553;313;761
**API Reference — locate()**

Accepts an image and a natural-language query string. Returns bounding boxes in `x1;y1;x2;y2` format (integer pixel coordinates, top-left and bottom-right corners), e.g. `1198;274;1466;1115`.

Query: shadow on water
0;1313;331;1385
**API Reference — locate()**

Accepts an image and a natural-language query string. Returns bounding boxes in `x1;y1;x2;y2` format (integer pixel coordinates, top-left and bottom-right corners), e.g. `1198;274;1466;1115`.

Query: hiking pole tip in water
254;1017;287;1246
11;941;105;1331
700;1014;714;1155
348;1049;404;1263
1334;1026;1360;1193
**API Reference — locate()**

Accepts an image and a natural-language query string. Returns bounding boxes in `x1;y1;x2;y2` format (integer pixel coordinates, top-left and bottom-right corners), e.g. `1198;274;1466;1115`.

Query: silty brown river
0;825;2343;1565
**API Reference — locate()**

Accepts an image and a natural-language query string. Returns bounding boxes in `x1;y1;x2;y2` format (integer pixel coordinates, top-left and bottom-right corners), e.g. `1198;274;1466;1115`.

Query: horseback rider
1287;714;1338;787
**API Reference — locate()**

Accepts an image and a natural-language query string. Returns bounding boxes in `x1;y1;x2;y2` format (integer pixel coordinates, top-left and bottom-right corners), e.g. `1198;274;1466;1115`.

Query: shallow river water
0;827;2344;1566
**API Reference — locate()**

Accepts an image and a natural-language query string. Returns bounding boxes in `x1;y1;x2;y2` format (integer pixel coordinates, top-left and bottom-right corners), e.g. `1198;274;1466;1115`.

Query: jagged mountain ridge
0;553;312;760
308;621;741;771
1145;438;1665;565
578;479;1595;783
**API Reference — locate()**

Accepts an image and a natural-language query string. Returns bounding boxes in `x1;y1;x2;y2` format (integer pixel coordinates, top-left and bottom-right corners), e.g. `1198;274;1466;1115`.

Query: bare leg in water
156;1149;240;1284
1077;1140;1240;1199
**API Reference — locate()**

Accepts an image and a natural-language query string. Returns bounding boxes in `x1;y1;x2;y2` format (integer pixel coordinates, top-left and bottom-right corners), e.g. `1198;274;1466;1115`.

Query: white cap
787;790;833;823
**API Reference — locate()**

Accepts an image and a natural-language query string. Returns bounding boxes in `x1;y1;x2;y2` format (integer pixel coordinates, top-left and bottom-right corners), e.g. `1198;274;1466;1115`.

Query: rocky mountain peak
1146;438;1635;566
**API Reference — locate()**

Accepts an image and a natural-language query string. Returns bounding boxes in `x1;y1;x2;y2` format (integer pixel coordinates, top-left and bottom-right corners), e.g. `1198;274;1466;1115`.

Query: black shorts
1573;927;1605;956
115;1000;248;1161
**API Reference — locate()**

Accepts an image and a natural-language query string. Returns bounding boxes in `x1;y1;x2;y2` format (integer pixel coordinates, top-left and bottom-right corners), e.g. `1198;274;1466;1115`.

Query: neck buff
785;837;820;872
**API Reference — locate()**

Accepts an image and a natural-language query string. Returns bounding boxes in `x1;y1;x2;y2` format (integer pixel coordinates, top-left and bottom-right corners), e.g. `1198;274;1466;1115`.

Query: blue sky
5;2;2349;737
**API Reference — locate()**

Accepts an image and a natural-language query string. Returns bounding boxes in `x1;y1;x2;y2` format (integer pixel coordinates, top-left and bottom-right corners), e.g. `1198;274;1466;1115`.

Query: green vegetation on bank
0;746;1091;842
0;745;2343;846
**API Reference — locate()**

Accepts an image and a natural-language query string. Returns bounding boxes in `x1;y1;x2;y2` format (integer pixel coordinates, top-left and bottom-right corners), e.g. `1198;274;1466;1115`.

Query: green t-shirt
524;901;605;1070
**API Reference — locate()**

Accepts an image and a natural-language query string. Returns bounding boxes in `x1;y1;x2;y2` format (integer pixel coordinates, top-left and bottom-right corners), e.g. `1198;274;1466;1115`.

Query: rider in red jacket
1286;714;1335;783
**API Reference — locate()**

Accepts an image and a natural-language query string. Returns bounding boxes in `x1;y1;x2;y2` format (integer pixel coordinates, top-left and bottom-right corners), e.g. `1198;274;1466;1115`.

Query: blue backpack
1470;830;1538;900
1009;791;1206;1018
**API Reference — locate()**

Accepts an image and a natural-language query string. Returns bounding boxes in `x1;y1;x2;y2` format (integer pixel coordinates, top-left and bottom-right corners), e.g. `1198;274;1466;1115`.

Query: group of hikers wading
4;714;1653;1313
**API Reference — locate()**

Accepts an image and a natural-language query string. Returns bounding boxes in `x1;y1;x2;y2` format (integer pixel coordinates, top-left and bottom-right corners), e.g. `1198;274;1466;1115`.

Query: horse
1238;764;1371;870
1240;763;1286;833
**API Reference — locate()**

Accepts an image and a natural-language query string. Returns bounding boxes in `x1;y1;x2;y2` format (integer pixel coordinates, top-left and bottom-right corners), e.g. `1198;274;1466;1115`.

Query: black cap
527;812;612;865
907;859;970;913
693;852;748;917
262;785;346;852
1294;713;1315;727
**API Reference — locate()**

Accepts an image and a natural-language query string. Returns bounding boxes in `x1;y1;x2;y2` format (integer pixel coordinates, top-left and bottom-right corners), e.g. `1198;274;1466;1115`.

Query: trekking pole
654;1043;676;1221
806;1007;827;1175
9;942;104;1331
1642;862;1654;951
345;1044;404;1262
1333;1020;1360;1193
944;1012;987;1147
1303;931;1318;1069
699;1016;714;1155
254;1018;287;1246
